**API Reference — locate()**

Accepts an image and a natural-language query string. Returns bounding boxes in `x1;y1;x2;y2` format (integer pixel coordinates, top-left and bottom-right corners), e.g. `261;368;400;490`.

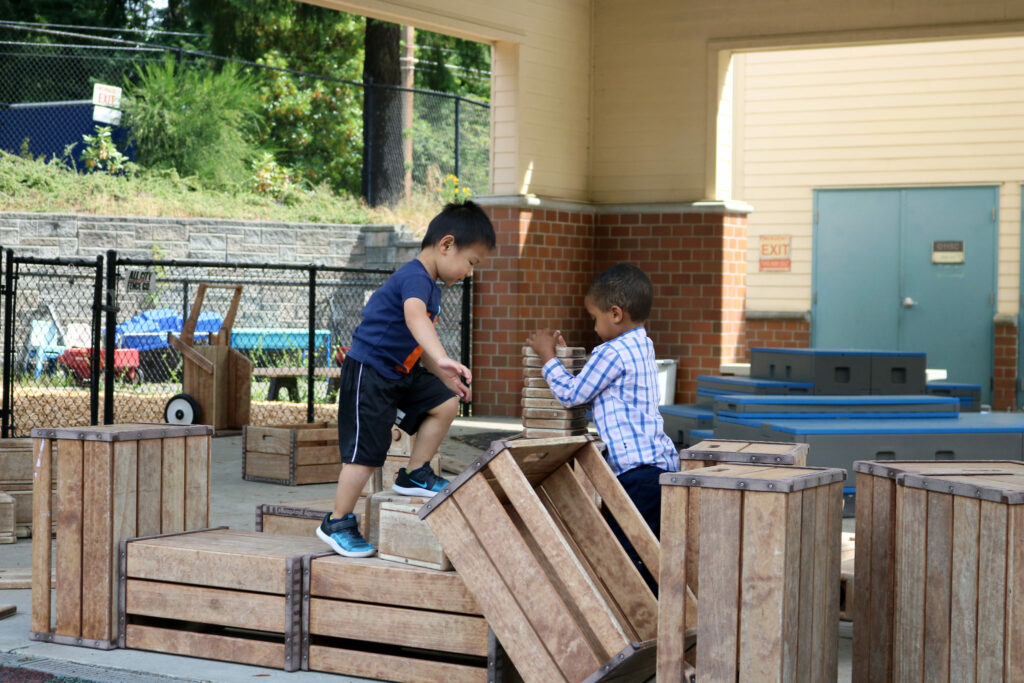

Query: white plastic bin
656;359;678;405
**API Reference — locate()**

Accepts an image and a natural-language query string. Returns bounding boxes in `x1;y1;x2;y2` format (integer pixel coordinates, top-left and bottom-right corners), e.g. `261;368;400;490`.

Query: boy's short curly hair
587;263;653;322
421;200;497;250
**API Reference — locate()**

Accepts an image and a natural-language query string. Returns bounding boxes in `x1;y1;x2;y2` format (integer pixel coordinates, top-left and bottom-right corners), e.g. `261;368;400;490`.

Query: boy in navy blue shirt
318;201;495;557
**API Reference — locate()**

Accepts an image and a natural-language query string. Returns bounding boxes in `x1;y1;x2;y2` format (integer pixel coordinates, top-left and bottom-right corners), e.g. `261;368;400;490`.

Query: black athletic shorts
337;357;456;467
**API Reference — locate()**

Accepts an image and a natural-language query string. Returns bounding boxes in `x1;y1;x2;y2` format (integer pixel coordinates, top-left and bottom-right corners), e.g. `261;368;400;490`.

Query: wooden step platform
120;528;326;671
419;434;667;683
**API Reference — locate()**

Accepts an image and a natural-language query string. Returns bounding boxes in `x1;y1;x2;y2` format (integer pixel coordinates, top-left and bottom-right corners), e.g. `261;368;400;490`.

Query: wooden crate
256;498;367;538
120;528;326;671
890;466;1024;682
30;423;213;649
0;491;13;544
677;439;809;596
365;490;431;549
378;500;451;570
850;460;1024;683
658;462;846;682
419;435;671;682
304;552;493;681
0;437;55;537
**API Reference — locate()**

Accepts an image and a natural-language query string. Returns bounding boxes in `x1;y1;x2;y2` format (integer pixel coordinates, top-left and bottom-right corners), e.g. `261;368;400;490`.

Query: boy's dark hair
587;263;653;322
421;200;497;250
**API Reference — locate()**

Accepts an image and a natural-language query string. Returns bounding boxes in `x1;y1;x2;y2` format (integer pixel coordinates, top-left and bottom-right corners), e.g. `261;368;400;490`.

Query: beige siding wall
734;37;1024;316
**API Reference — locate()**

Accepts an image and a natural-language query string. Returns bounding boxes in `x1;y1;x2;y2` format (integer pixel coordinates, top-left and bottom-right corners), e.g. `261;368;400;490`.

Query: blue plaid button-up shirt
543;327;679;476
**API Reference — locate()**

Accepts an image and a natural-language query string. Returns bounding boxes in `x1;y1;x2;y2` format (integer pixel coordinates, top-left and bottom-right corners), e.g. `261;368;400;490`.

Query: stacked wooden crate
31;424;213;649
0;437;53;538
658;462;846;682
522;346;588;437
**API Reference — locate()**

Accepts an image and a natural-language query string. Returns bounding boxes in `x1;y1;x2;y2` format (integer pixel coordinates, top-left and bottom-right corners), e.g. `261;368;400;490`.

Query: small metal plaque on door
932;240;964;264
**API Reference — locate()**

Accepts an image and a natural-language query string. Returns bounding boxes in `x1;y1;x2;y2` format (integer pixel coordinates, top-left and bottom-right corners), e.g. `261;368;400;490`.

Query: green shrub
122;56;263;187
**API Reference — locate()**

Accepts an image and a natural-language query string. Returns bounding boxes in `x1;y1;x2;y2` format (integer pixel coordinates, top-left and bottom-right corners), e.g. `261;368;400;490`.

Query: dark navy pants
603;464;665;593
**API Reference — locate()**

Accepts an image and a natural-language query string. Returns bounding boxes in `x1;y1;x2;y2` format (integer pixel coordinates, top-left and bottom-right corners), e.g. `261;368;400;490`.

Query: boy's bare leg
407;396;458;471
332;463;375;518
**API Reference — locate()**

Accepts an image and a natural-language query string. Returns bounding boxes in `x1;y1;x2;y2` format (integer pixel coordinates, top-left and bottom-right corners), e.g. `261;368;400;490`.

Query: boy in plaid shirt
528;263;678;585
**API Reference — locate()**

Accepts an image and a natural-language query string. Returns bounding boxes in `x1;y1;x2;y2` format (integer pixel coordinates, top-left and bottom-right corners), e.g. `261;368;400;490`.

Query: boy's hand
436;357;473;402
527;329;566;363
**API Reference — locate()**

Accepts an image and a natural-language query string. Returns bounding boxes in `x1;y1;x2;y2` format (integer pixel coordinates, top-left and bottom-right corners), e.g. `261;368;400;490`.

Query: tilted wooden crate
658;462;846;682
891;466;1024;682
0;437;54;537
256;497;367;538
850;459;1024;683
419;435;672;683
120;528;326;671
31;423;213;649
304;552;494;681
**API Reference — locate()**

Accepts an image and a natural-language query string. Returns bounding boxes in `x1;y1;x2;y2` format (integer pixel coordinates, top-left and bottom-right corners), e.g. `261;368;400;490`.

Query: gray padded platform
659;403;714;447
750;347;927;395
713;393;958;419
926;381;983;413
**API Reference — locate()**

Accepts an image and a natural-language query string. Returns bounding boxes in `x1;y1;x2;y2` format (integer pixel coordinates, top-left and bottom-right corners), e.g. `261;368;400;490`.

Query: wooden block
523;407;587;420
522;387;556;399
522;418;589;430
523;356;586;369
365;491;431;549
523;377;551;388
681;439;808;467
0;438;43;482
521;345;586;358
521;397;571;409
523;427;588;438
378;501;451;570
0;491;13;543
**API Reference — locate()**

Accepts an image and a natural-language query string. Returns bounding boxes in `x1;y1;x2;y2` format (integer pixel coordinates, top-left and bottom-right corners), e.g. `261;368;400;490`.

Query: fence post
363;77;375;202
454;97;462;181
307;265;317;424
103;250;117;424
90;254;104;425
461;275;472;417
1;248;12;437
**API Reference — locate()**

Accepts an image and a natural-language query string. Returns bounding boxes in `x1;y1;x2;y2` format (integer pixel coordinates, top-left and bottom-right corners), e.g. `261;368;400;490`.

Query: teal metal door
813;187;997;401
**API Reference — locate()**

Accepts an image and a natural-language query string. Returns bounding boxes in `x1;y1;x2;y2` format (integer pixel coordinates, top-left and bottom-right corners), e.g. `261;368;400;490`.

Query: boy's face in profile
585;295;621;342
436;237;489;286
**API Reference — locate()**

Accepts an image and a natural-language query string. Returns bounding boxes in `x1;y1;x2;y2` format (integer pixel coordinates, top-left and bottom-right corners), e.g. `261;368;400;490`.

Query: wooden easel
167;284;252;429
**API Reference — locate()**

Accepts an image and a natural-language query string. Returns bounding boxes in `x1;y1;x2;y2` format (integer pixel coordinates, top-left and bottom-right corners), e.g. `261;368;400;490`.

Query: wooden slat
184;435;209;529
308;598;487;656
125;623;283;669
111;440;138;635
136;438;162;536
246;426;292;455
55;438;82;637
950;495;980;683
294;463;344;485
895;485;927;682
308;644;485;683
574;443;660;583
656;485;688;683
424;500;567;682
697;487;741;681
81;440;113;641
489;450;627;660
294;444;340;465
923;491;953;682
454;474;602;681
738;491;787;681
870;472;897;683
809;484;831;682
127;579;285;632
245;453;291;481
851;472;872;682
976;500;1007;681
824;482;843;680
795;483;816;682
781;490;803;681
262;515;321;538
31;437;52;634
161;436;185;533
1007;504;1024;681
539;464;658;641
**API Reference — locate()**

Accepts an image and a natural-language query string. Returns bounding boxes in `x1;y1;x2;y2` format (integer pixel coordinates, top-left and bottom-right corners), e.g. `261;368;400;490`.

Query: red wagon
55;347;141;383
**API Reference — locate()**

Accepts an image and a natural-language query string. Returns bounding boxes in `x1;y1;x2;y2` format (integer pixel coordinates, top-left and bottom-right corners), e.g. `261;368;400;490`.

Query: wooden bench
251;367;342;402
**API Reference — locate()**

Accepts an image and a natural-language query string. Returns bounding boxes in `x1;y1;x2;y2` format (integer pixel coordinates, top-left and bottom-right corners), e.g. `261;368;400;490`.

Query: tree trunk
362;19;404;207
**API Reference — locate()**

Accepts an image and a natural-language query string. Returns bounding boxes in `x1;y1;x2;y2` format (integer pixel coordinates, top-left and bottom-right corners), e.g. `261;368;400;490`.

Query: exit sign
759;234;791;272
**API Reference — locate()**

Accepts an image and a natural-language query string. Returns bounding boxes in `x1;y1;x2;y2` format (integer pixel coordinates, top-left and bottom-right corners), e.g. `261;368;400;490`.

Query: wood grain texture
697;487;741;682
950;495;979;683
81;441;114;641
160;436;185;534
136;438;162;536
184;435;209;529
111;440;138;635
1007;504;1024;681
125;624;283;669
738;491;787;681
795;483;816;683
127;579;285;632
923;491;952;683
308;644;486;683
55;438;82;637
895;486;927;682
378;501;451;570
976;500;1006;682
30;437;52;634
851;472;872;683
656;485;689;683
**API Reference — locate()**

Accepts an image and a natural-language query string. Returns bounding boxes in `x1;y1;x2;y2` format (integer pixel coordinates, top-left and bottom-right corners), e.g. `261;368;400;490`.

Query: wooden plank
294;445;340;465
0;438;36;481
246;426;292;455
781;490;803;682
923;491;953;683
424;500;567;682
245;452;291;481
308;598;487;656
366;492;431;549
976;500;1007;681
111;440;138;635
378;501;451;571
308;645;485;683
31;437;52;634
55;438;82;637
309;555;478;613
184;435;209;530
489;449;627;661
950;495;980;683
262;515;321;538
809;484;831;682
795;481;816;682
454;474;602;681
126;579;285;632
697;487;741;681
136;438;162;536
850;472;872;683
1007;504;1024;681
738;491;787;681
539;464;658;641
81;440;113;641
895;485;927;682
656;486;689;683
870;472;897;683
824;482;843;680
125;623;283;669
161;437;185;533
294;463;344;485
574;443;660;583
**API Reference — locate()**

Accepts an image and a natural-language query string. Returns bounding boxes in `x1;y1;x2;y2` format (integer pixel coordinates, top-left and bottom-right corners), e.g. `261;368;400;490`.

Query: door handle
902;297;918;308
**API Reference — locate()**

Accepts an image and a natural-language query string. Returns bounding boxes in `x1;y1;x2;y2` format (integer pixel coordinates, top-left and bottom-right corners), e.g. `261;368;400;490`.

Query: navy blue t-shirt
347;259;441;379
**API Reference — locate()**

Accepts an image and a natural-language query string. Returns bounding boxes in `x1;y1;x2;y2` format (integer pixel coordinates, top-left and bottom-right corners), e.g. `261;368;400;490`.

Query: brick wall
742;317;811;361
994;320;1017;410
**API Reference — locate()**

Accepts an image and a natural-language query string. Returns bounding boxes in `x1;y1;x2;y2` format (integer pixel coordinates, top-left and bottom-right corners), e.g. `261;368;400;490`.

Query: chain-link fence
1;249;471;437
0;22;490;197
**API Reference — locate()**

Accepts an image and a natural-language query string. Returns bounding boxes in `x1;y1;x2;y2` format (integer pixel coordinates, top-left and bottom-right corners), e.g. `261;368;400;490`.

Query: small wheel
165;393;201;425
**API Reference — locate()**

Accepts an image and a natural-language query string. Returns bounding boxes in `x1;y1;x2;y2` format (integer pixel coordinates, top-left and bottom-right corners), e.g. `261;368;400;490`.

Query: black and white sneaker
392;464;450;497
